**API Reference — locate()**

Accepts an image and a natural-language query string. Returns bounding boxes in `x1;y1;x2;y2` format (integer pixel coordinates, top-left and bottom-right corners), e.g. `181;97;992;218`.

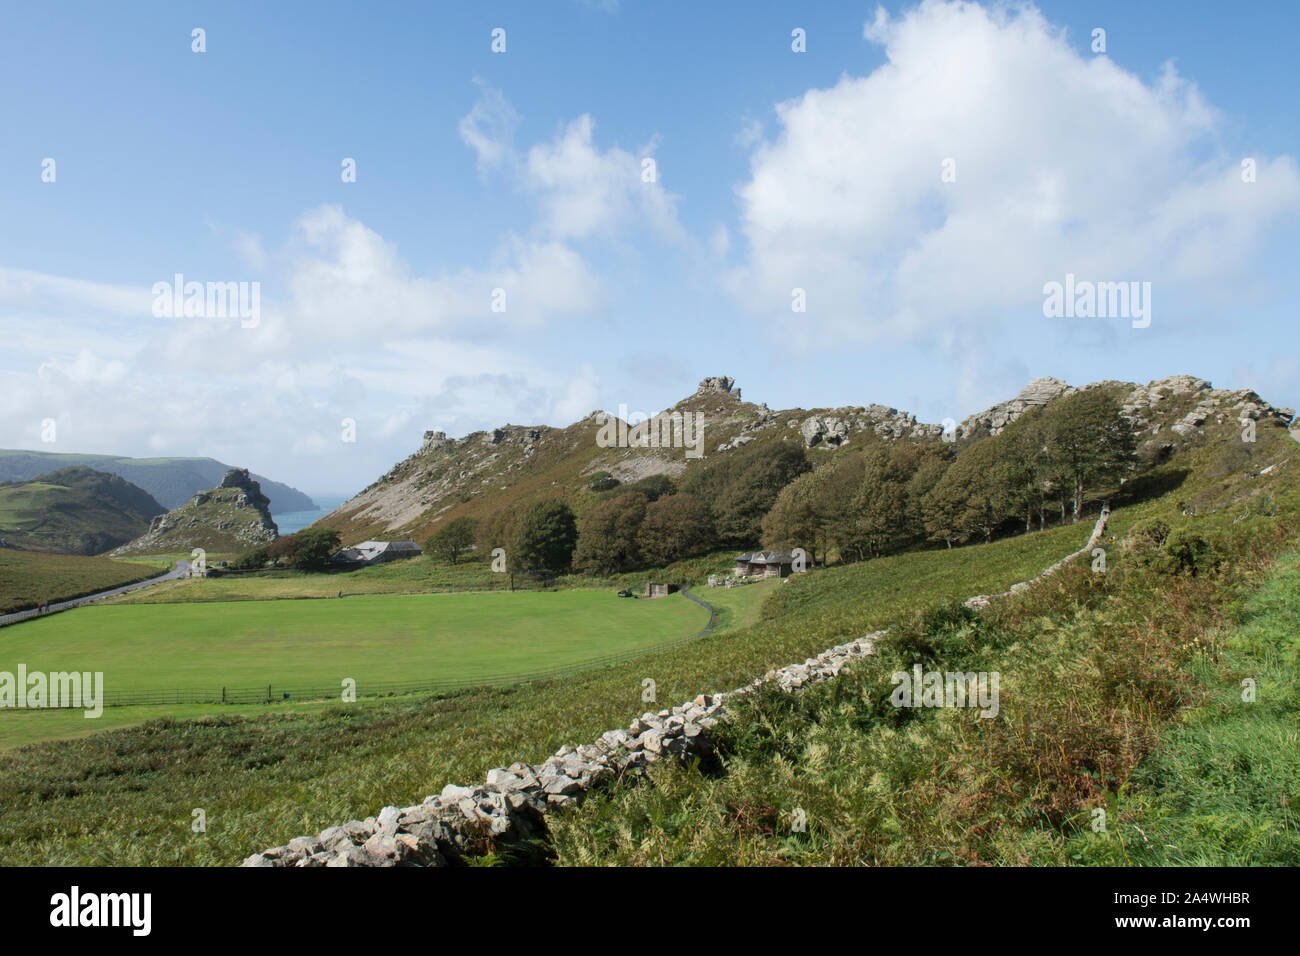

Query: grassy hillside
0;465;164;554
546;440;1300;865
0;549;163;615
0;506;1093;864
313;375;1292;556
0;423;1292;865
0;449;314;513
317;380;933;546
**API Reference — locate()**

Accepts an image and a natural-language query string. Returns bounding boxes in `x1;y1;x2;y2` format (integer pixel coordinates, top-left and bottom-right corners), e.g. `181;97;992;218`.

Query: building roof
355;540;421;554
736;549;796;564
333;540;422;563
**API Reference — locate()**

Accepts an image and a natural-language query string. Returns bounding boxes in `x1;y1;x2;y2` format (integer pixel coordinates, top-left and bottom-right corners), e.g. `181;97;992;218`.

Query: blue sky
1;0;1297;498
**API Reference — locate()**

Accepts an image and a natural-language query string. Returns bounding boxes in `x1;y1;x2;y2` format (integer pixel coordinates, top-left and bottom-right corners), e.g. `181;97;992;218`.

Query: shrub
1160;527;1218;575
1130;519;1219;576
587;472;619;492
228;545;270;570
1127;517;1171;562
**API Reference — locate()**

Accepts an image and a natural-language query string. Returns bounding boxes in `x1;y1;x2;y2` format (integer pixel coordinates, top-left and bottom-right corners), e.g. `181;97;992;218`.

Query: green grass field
0;581;774;752
0;549;164;614
0;588;711;705
1;429;1294;865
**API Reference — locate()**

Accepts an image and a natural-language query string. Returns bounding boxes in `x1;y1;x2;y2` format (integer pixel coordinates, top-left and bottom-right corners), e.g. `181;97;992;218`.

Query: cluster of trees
415;390;1138;576
922;390;1136;547
230;527;342;571
571;491;714;574
470;499;580;573
763;390;1137;558
566;441;811;574
761;441;948;563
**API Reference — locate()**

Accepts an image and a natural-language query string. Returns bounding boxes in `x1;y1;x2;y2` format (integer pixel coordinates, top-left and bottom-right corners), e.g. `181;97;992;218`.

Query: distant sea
272;495;349;535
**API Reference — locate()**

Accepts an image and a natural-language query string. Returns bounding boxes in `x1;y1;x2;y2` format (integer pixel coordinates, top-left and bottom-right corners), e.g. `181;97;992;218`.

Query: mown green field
0;549;163;614
0;581;774;752
0;588;710;708
104;549;747;606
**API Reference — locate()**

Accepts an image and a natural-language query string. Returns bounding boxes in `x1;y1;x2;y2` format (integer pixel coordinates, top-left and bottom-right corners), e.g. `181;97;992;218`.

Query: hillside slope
111;468;278;557
0;450;314;513
317;374;1295;547
0;465;165;555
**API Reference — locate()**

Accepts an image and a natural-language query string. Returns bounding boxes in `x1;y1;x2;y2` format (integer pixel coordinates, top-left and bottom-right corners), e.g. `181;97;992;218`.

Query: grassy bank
0;550;163;614
0;516;1089;864
547;459;1300;865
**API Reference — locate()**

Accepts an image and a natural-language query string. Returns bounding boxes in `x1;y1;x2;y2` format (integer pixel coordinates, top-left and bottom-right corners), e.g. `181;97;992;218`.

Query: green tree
605;473;676;502
229;544;270;570
761;468;826;563
509;500;578;572
905;448;951;539
269;527;341;570
638;493;714;567
703;443;811;546
424;516;478;565
1047;391;1138;522
849;445;911;557
572;493;648;574
923;440;1003;546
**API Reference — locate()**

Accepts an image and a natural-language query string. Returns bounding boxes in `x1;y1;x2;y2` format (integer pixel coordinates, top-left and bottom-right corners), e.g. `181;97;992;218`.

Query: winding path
0;560;190;628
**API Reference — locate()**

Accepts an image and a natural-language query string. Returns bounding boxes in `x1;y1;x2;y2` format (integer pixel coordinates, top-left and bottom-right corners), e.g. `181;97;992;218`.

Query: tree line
421;390;1138;575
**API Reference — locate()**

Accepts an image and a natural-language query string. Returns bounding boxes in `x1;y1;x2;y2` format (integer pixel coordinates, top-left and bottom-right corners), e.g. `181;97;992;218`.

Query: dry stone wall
242;514;1109;868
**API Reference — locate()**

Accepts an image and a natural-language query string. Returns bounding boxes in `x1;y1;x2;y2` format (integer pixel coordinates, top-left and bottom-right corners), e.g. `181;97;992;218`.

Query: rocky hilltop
112;468;279;556
314;374;1295;548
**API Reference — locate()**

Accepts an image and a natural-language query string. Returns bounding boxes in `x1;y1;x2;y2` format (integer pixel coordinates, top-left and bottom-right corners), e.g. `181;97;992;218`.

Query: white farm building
332;540;423;566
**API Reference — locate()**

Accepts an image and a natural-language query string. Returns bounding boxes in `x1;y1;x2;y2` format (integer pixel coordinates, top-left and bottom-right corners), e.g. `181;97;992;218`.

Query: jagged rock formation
111;468;278;556
696;376;735;394
317;373;1294;547
796;404;943;449
957;374;1294;443
958;377;1076;437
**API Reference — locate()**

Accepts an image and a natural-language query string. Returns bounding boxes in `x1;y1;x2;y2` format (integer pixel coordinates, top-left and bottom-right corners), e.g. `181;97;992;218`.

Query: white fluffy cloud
0;88;680;493
728;0;1300;345
524;114;683;242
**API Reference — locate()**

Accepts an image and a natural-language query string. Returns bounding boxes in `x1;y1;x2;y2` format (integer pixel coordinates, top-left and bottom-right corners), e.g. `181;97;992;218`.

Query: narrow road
0;560;190;627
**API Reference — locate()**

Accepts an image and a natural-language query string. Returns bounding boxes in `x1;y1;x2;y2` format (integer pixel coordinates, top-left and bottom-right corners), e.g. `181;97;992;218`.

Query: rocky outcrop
325;372;1292;548
959;377;1075;438
797;405;941;449
111;468;278;556
696;376;735;394
1120;377;1293;438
